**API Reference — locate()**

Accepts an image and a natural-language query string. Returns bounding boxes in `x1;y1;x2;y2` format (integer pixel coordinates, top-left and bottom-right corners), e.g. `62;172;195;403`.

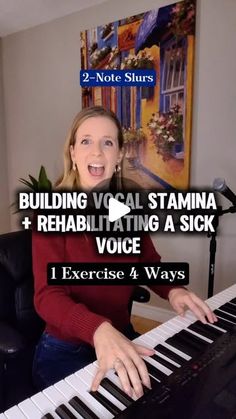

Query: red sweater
32;232;175;346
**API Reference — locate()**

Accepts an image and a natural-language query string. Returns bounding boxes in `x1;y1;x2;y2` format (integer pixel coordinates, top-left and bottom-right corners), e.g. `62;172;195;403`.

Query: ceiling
0;0;107;37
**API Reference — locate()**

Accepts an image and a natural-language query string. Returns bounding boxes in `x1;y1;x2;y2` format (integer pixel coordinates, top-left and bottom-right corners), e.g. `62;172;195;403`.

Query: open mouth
88;164;105;177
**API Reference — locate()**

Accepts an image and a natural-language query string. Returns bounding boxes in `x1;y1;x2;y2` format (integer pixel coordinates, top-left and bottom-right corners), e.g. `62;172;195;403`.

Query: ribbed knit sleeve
32;231;110;346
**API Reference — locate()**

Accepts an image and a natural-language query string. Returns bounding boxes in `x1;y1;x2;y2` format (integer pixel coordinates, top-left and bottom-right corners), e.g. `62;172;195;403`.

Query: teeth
89;164;104;168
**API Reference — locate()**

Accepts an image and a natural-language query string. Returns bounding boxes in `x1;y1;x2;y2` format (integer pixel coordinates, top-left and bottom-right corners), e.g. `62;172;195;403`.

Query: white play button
108;197;131;222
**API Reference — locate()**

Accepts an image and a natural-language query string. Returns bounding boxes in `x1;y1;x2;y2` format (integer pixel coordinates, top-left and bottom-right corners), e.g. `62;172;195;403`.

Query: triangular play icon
108;197;131;222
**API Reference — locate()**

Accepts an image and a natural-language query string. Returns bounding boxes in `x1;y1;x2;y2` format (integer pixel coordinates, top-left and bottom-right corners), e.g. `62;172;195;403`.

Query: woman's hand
168;288;218;324
91;321;154;398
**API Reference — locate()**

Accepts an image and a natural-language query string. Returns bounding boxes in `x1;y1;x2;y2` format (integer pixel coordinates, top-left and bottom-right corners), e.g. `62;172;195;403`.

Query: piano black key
219;303;236;315
151;353;178;371
179;329;210;348
90;390;122;416
114;369;159;394
174;330;205;353
55;404;77;419
69;396;99;419
41;414;55;419
213;316;236;331
188;321;224;340
214;309;236;324
229;297;236;304
143;385;150;395
100;377;133;407
144;360;167;382
154;344;187;365
166;334;199;357
149;374;161;388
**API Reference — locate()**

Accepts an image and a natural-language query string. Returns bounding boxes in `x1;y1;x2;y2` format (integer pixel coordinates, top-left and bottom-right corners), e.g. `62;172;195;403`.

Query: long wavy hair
56;106;124;189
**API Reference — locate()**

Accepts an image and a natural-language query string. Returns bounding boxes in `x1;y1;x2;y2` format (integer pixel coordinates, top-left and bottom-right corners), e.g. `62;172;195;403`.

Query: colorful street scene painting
80;1;196;189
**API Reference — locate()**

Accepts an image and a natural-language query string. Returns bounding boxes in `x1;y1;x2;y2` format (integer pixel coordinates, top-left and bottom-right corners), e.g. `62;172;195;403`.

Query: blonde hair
56;106;124;189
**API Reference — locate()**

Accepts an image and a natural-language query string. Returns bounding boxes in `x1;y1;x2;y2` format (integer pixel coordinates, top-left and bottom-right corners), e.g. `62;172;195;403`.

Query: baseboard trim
132;302;175;324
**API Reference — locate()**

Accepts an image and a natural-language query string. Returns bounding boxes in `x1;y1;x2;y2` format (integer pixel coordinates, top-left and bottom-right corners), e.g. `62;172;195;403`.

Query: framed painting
80;1;196;189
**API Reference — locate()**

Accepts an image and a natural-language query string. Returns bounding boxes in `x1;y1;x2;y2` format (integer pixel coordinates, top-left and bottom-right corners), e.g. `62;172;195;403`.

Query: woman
32;106;217;399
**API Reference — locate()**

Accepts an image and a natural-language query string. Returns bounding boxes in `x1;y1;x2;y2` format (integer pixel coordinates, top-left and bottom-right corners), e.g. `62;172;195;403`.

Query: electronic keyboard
2;284;236;419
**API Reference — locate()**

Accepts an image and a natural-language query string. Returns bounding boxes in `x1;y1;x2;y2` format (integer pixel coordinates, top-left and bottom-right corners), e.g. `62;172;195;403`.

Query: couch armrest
0;322;26;356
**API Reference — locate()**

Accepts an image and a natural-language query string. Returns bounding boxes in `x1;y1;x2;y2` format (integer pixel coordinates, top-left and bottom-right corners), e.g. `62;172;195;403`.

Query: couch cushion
0;230;32;283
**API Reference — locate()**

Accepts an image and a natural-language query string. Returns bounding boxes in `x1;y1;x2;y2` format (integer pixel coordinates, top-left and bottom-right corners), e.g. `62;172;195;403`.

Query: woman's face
70;116;123;190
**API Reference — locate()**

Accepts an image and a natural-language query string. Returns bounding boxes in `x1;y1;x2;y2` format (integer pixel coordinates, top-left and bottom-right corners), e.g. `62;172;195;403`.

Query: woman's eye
81;138;90;145
104;139;113;146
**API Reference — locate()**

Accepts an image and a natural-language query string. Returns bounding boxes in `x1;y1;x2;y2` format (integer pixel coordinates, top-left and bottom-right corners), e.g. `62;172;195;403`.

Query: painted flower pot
172;142;184;159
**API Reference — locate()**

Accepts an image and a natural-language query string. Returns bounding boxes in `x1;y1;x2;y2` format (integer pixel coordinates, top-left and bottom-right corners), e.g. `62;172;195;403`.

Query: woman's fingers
178;297;208;323
178;294;215;324
171;291;218;324
130;352;152;390
113;358;133;397
92;346;153;397
91;355;146;398
135;344;155;357
118;357;144;398
190;294;218;323
91;367;106;392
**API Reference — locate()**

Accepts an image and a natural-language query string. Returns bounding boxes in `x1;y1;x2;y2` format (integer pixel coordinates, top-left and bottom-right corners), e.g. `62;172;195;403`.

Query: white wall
150;0;236;307
0;38;10;233
1;0;236;307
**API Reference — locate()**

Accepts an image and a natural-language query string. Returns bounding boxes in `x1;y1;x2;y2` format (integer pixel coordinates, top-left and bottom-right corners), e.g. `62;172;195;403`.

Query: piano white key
31;392;61;418
92;362;138;401
223;285;236;295
65;373;113;418
134;334;156;348
43;385;79;417
214;290;235;302
154;351;181;368
170;316;193;328
183;311;197;322
205;322;227;333
215;312;236;324
4;405;26;419
177;314;195;324
54;379;91;418
183;305;230;333
161;324;183;336
144;328;191;361
132;335;181;369
161;342;191;361
163;317;192;333
147;328;172;342
213;296;232;307
18;398;43;419
152;325;199;355
4;284;236;418
147;330;166;342
137;336;156;352
143;355;172;376
184;328;213;344
217;308;236;318
170;314;222;342
170;319;213;343
85;361;159;402
170;318;192;331
78;367;126;411
183;312;217;330
143;329;166;345
148;327;171;339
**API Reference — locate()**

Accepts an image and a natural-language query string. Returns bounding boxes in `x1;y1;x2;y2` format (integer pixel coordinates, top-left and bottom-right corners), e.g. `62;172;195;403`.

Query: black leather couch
0;230;44;412
0;230;150;413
